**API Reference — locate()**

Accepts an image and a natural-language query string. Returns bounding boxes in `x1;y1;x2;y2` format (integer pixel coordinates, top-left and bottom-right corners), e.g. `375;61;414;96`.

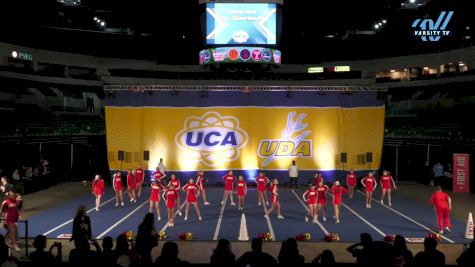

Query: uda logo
175;111;248;167
258;112;312;167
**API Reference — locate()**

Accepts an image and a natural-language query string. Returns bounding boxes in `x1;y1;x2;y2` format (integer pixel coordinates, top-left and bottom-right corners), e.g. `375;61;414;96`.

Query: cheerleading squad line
90;166;399;228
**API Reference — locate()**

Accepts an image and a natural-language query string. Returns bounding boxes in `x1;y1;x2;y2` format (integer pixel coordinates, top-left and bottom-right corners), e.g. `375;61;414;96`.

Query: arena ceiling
0;0;472;64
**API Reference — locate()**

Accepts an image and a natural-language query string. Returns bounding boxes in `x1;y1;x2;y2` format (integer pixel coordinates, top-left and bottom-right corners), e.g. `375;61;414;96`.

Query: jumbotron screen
206;3;277;45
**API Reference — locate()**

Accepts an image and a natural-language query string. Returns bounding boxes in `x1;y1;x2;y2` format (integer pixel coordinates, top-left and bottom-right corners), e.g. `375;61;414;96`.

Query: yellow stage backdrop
105;106;385;171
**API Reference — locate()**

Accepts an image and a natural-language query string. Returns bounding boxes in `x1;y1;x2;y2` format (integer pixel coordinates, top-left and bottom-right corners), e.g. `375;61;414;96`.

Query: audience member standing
432;162;444;187
134;213;158;266
11;170;20;181
1;191;20;251
70;205;92;248
210;239;236;266
414;237;445;267
277;238;305;265
236;238;277;267
0;177;14;198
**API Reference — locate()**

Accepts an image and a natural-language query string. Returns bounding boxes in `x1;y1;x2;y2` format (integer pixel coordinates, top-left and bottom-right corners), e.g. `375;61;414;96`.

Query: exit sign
11;50;33;61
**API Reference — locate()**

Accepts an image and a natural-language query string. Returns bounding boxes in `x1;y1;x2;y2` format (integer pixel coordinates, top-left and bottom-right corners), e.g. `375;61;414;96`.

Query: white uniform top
158;162;167;173
289;165;299;178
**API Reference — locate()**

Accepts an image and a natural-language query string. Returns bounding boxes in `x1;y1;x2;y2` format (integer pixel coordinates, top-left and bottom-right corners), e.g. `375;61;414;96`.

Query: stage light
93;17;98;21
382;20;387;24
11;50;18;58
409;0;416;3
374;24;380;29
100;21;105;27
245;170;258;181
378;22;382;26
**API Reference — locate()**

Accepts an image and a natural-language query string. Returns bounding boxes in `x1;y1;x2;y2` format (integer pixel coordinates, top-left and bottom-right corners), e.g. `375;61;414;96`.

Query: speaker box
341;152;347;163
118;150;125;161
144;150;150;161
366;152;373;163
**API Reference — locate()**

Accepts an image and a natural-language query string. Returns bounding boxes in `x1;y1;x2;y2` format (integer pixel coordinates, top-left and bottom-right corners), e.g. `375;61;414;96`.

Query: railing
0;218;29;257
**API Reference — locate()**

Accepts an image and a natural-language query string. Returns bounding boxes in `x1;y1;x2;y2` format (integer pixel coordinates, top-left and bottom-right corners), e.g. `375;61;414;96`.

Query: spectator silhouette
134;213;158;266
347;233;373;266
236;238;277;267
155;241;189;266
367;241;394;267
97;236;116;267
69;238;100;267
312;250;335;266
414;237;445;267
0;235;9;265
70;205;91;248
29;235;61;267
115;234;139;267
210;239;236;266
392;235;413;267
457;240;475;267
278;238;305;265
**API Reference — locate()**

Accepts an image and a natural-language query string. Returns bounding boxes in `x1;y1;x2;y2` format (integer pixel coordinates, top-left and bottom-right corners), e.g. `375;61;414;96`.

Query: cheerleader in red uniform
316;180;330;221
135;163;145;197
331;181;348;223
113;171;124;207
313;173;324;187
236;175;247;211
380;170;397;206
182;178;202;221
255;172;270;206
196;170;210;205
346;169;357;199
265;179;284;219
162;184;177;227
92;174;104;211
149;180;163;221
168;174;182;216
127;170;137;203
429;186;452;234
221;170;236;206
151;167;166;186
361;172;377;208
302;185;318;223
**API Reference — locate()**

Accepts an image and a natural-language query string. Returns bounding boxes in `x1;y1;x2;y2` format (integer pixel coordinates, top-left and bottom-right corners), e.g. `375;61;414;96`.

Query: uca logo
175;111;248;167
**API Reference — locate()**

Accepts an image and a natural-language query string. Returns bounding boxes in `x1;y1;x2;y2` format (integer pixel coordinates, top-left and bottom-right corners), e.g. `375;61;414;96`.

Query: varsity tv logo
412;11;454;41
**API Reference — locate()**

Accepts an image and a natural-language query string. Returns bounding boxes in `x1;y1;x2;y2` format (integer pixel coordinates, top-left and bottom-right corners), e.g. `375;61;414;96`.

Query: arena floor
7;182;474;263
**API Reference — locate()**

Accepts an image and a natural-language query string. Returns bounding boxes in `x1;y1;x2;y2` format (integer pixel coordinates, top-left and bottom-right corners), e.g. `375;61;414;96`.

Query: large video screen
206;3;277;45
